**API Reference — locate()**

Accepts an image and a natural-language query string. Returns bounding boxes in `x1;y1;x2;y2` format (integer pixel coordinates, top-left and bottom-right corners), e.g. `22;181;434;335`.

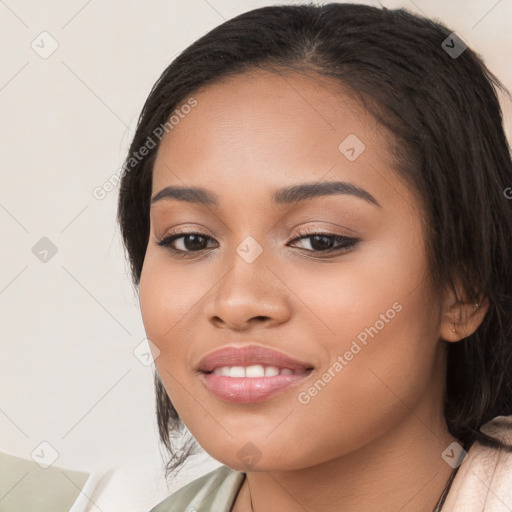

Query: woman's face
139;69;448;471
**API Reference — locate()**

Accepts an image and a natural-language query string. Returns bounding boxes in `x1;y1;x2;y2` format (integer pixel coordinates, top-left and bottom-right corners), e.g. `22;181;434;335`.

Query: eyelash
156;227;360;258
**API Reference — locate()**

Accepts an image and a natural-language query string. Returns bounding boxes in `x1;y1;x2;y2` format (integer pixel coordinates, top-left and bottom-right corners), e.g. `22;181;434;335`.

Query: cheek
283;232;438;415
283;227;431;347
139;249;215;400
139;249;198;347
139;252;189;382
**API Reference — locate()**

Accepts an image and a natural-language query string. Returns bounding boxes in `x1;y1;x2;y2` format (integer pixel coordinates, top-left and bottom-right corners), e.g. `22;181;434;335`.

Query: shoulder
443;414;512;511
148;465;245;512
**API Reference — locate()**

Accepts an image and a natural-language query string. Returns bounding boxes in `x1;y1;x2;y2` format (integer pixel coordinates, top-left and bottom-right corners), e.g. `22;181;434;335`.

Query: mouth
199;368;314;404
196;344;313;373
196;345;314;403
207;364;309;377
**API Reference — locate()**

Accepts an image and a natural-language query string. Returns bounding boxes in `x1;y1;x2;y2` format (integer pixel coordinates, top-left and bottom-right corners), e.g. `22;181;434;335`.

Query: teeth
246;365;265;377
265;366;279;377
229;366;246;378
212;365;301;377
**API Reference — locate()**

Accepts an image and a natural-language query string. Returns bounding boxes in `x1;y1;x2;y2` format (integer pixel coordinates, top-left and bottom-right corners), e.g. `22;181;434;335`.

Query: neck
233;414;460;512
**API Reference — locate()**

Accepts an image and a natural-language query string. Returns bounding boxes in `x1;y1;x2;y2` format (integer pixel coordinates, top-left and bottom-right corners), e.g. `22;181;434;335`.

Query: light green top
149;465;245;512
0;451;90;512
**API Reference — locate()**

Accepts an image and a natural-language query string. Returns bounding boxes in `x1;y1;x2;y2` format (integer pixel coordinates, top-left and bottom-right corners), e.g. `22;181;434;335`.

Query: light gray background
1;1;511;511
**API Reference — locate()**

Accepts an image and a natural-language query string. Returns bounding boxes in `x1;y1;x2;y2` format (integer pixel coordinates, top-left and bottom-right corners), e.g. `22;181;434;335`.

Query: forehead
151;69;412;211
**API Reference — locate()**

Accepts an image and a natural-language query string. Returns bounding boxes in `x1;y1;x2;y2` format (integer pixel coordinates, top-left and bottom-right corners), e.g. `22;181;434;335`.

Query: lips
196;344;313;373
196;345;314;403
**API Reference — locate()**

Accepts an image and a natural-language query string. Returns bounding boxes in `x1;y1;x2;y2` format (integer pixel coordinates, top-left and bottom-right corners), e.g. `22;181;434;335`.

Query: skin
138;69;488;512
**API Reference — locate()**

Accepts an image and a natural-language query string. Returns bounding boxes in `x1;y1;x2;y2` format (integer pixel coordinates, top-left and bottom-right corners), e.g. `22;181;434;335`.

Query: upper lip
196;344;314;373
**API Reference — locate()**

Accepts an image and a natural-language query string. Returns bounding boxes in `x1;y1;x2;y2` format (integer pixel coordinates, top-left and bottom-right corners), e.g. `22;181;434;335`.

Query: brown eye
288;232;359;253
157;232;216;255
156;230;360;257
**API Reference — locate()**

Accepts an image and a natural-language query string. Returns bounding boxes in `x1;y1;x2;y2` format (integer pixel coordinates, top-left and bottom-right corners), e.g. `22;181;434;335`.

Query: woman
117;3;512;511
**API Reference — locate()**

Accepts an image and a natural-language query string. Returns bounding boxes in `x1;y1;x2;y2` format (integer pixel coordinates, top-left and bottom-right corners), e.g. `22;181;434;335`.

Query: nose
204;254;292;331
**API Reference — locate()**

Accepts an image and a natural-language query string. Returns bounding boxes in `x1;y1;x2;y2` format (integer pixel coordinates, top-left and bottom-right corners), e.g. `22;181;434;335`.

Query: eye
157;231;217;256
156;228;360;257
288;227;360;254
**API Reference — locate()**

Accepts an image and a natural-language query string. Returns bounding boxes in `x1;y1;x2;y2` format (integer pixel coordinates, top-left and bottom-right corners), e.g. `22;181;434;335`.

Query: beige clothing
149;415;512;511
0;451;91;512
442;414;512;511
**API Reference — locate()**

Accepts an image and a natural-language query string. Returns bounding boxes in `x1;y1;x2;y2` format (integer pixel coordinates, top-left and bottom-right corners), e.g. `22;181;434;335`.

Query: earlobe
440;295;489;342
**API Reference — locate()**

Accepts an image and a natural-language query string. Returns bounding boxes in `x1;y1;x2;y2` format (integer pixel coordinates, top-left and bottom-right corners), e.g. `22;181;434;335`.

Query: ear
439;284;489;342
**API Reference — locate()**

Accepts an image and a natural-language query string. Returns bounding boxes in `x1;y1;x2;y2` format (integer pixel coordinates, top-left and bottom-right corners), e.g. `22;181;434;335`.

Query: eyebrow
150;181;381;208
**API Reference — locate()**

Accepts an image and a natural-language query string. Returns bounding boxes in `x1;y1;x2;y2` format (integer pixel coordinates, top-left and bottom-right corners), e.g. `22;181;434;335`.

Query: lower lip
200;371;312;404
